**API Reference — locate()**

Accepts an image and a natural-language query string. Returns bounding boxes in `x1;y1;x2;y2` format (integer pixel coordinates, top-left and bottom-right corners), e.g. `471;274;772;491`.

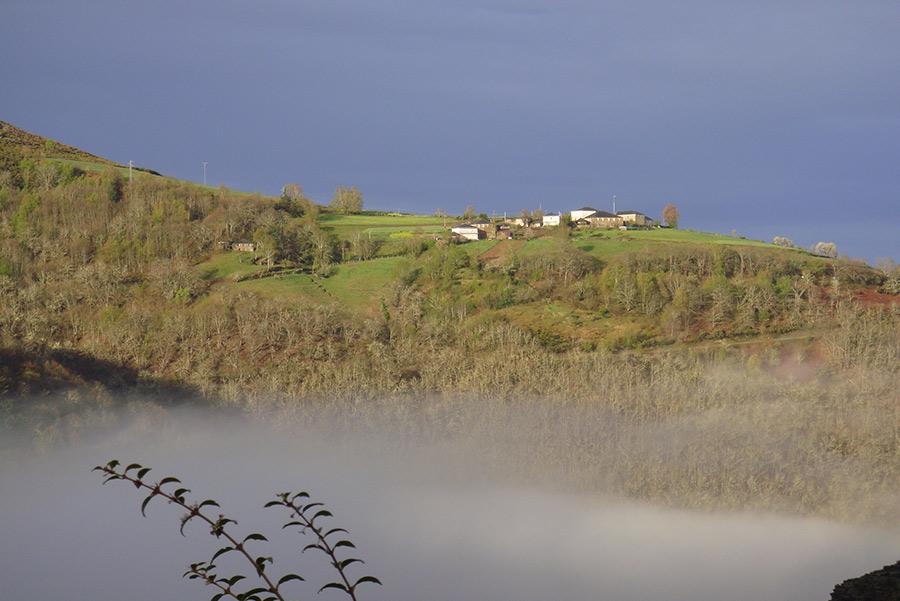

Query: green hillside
0;117;896;392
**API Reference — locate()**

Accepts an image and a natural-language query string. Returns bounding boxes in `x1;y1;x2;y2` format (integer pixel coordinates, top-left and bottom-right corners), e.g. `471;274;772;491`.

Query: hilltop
0;119;115;165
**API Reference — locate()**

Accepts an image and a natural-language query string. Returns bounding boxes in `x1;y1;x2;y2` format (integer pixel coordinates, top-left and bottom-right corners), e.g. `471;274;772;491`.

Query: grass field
230;256;405;311
197;252;265;280
318;212;447;241
569;228;818;262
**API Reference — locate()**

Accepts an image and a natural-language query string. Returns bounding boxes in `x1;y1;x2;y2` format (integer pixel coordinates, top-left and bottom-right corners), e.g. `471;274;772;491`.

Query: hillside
0;119;115;165
1;119;899;527
0;117;896;370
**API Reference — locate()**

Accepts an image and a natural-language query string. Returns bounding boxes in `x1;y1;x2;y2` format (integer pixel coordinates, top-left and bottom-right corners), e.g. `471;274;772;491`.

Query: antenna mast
202;161;208;186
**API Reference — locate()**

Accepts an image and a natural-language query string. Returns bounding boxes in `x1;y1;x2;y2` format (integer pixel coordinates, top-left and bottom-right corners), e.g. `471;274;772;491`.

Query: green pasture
230;256;405;311
197;252;265;280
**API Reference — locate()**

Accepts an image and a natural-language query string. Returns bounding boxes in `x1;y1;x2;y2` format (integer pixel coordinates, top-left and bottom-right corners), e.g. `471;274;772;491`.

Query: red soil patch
479;240;524;264
854;288;899;307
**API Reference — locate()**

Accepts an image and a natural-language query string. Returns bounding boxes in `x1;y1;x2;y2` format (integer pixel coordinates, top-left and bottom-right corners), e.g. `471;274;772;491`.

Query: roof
590;211;618;218
544;212;560;216
452;224;478;229
616;210;645;216
574;207;598;212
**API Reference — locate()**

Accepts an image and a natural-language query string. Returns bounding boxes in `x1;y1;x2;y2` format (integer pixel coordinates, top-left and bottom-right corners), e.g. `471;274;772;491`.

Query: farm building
451;224;485;241
588;211;623;229
542;213;562;226
232;242;256;252
571;207;599;221
617;211;654;226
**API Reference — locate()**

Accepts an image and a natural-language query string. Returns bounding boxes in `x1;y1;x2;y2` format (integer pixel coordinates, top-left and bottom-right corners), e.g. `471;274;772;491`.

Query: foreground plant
93;460;381;601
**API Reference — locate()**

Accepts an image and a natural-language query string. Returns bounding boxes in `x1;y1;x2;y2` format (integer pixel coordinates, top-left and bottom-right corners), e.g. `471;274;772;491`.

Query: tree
813;241;837;258
330;186;363;214
519;209;531;225
282;183;303;201
662;203;680;228
462;205;475;221
277;183;314;217
772;236;794;248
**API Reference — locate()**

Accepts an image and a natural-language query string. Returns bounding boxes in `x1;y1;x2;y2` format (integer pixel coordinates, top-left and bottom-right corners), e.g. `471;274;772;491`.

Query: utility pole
202;161;208;186
128;160;133;183
613;194;616;214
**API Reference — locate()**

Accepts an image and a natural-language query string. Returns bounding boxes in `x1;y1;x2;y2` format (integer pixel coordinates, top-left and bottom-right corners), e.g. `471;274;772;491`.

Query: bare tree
282;183;303;200
772;236;794;248
813;241;837;258
662;203;680;228
330;186;364;214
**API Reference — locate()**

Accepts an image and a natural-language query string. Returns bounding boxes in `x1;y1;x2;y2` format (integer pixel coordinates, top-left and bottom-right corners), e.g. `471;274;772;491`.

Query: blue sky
2;0;898;260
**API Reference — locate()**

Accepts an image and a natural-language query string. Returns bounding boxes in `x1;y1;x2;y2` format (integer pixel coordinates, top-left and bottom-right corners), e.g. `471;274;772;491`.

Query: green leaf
282;521;304;530
337;558;363;570
278;574;305;585
303;543;326;554
291;492;310;501
263;501;282;508
140;493;157;516
318;582;350;594
333;540;356;549
226;575;246;586
137;467;151;480
124;463;142;474
210;546;234;562
323;528;349;538
312;509;333;521
210;594;225;601
303;502;324;512
199;499;220;508
353;575;382;588
158;476;181;487
106;460;120;469
243;533;268;543
173;487;191;498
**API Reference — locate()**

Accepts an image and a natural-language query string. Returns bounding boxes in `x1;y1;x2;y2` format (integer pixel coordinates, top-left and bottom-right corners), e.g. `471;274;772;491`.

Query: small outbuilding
232;241;256;252
542;213;562;227
450;224;485;241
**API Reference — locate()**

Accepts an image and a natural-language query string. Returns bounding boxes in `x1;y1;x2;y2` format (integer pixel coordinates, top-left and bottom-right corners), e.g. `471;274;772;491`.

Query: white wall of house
543;214;561;226
451;226;481;241
571;208;597;221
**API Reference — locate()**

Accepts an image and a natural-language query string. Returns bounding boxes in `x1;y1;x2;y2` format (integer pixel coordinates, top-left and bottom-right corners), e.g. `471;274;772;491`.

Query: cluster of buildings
451;207;656;241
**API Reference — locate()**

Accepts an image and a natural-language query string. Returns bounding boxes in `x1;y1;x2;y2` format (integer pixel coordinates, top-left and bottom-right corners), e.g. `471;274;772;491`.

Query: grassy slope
221;256;407;311
1;118;836;324
0;120;116;165
318;212;447;241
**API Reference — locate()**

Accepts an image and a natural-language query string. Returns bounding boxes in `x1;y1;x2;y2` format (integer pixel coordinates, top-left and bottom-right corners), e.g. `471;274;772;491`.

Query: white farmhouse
570;207;599;221
450;224;484;241
542;213;562;226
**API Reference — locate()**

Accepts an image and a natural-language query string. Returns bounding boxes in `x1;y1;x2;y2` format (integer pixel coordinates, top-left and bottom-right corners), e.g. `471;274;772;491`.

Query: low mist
1;405;898;601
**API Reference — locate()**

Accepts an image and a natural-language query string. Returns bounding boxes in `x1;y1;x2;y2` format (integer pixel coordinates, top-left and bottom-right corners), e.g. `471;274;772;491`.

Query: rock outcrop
831;561;900;601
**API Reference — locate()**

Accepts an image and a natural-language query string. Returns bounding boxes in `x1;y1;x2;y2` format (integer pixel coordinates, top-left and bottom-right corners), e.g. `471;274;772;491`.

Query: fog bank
1;408;898;601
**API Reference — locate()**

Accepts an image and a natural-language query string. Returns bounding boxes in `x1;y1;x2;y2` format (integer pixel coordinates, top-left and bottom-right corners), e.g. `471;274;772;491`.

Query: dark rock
831;561;900;601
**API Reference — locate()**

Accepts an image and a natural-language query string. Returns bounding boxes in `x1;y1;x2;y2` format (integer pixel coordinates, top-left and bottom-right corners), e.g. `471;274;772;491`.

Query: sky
1;0;898;261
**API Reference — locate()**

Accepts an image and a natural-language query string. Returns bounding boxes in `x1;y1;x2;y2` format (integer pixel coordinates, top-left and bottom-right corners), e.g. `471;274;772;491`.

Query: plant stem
101;467;290;601
283;499;357;601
